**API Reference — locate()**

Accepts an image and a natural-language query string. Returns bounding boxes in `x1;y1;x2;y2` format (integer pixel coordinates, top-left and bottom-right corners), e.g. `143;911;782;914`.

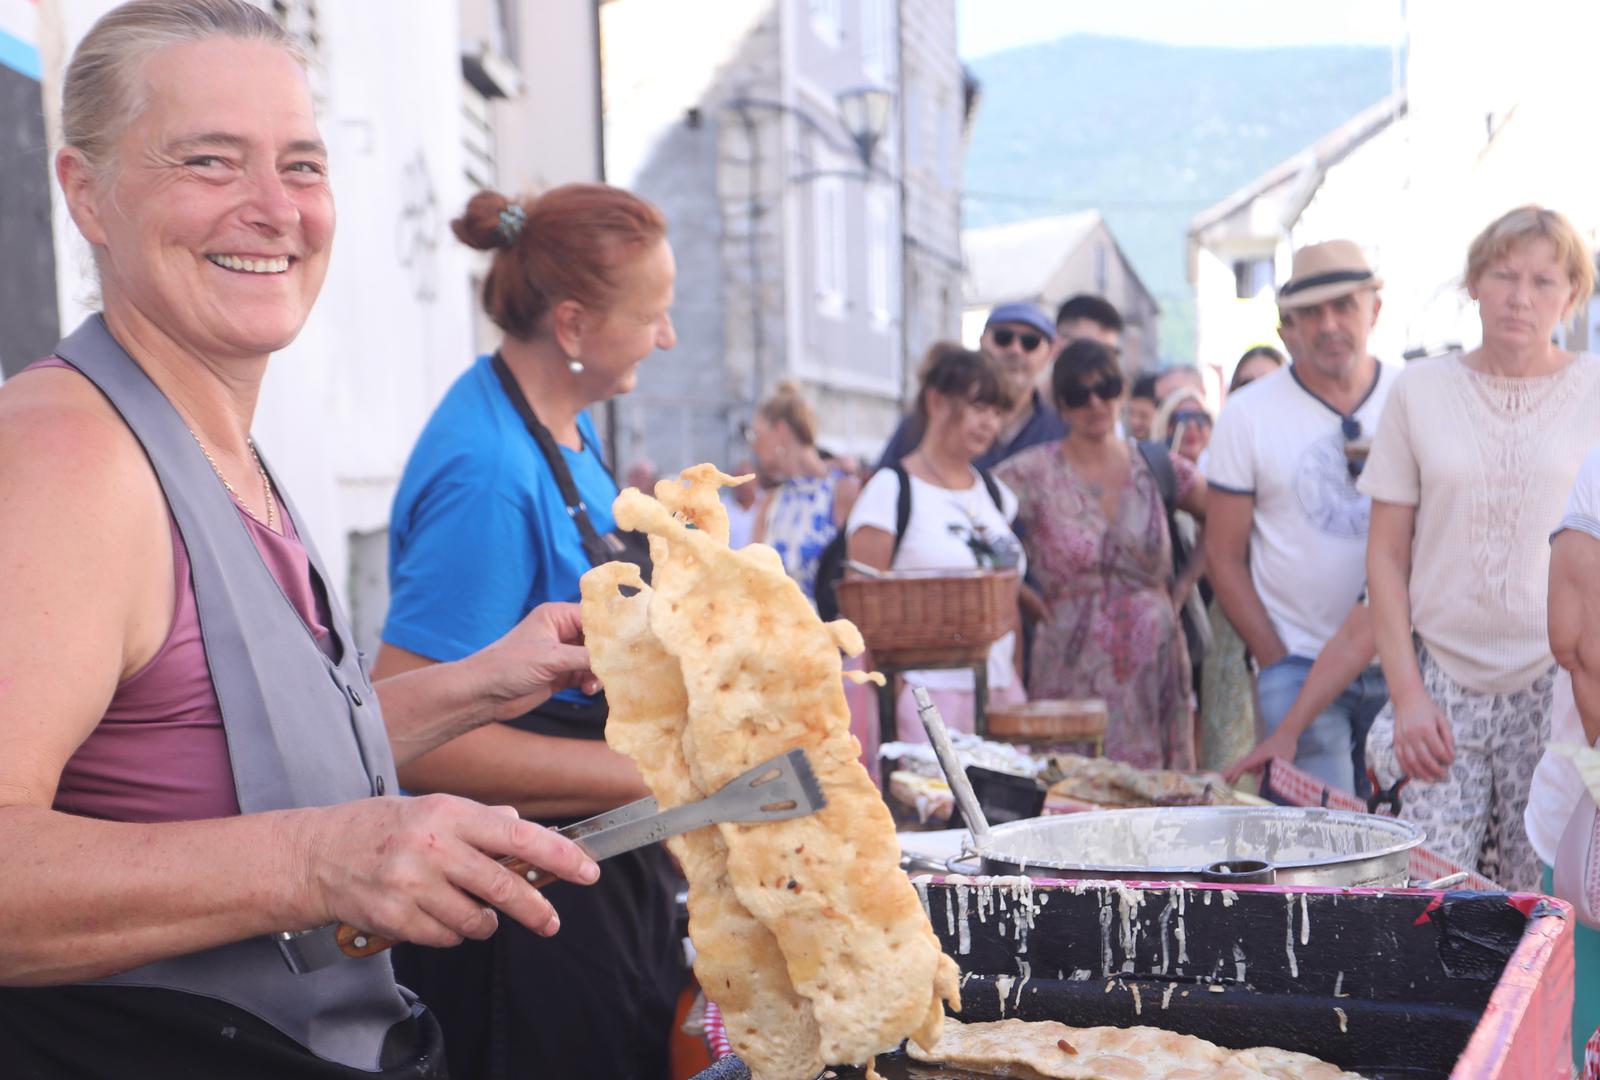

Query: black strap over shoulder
977;466;1003;511
888;462;1005;556
890;462;913;556
1136;439;1178;513
814;462;1007;623
489;352;649;579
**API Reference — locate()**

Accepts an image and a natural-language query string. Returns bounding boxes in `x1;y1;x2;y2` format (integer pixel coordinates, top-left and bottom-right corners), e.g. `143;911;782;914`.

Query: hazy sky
958;0;1405;59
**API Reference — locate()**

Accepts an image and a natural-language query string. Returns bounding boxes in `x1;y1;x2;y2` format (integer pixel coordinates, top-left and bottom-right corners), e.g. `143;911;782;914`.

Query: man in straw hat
1204;239;1398;795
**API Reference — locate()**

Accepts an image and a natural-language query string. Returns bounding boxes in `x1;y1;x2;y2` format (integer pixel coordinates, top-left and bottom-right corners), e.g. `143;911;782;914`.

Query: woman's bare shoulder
0;367;165;548
0;367;150;483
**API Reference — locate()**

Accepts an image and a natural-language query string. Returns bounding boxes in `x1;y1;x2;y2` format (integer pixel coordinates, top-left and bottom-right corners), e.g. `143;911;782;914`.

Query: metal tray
963;806;1423;887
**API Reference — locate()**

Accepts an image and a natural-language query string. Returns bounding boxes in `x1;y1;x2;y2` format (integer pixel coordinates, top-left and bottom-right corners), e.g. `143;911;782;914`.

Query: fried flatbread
906;1017;1364;1080
583;465;960;1078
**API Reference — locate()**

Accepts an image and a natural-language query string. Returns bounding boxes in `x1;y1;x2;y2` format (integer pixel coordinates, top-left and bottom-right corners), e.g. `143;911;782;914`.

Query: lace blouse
1360;352;1600;693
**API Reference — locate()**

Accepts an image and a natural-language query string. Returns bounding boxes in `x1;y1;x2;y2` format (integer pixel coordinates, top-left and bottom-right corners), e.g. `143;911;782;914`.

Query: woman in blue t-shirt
374;183;680;1080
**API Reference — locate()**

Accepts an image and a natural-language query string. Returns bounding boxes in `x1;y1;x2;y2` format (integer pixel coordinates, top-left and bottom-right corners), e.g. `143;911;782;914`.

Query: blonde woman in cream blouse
1361;206;1600;891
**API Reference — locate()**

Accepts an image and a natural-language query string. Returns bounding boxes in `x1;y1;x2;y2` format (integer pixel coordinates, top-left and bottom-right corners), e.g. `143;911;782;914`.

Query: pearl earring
567;358;585;374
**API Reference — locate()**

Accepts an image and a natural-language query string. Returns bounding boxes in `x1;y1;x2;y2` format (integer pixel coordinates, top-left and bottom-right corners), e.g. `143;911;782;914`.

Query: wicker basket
835;568;1019;667
985;699;1108;747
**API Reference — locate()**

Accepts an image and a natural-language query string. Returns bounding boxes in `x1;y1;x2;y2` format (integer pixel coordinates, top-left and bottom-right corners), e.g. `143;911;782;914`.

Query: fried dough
907;1017;1364;1080
583;465;960;1078
582;557;822;1078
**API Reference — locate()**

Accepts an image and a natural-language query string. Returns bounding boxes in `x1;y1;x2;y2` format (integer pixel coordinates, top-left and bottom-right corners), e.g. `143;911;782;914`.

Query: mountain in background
962;34;1397;363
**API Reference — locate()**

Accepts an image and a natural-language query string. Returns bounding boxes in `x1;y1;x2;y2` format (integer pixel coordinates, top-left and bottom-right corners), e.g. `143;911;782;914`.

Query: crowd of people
732;215;1600;1060
6;1;1600;1075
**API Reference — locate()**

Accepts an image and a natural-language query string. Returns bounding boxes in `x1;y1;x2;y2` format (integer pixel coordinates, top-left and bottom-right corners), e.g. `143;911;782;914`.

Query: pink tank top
31;358;336;824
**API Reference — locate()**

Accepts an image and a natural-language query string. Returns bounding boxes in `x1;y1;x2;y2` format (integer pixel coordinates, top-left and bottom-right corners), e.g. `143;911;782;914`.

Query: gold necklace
188;428;277;530
915;450;971;491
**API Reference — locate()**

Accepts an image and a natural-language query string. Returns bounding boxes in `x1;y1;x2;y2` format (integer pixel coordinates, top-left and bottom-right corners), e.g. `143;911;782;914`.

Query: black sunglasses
991;328;1045;351
1171;410;1212;428
1058;375;1124;409
1341;416;1364;480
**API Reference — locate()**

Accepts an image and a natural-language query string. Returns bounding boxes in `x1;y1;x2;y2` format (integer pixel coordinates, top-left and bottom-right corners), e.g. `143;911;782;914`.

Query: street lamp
835;85;894;169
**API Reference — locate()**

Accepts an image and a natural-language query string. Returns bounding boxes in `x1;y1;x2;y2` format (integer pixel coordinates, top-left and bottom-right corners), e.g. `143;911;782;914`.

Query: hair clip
496;203;527;246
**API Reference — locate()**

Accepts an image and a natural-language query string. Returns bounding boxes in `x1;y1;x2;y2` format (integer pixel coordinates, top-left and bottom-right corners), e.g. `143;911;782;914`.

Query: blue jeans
1256;655;1387;798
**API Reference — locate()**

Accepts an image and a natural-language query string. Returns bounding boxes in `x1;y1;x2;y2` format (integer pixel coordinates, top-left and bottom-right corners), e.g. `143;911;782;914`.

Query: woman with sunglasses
1155;388;1213;465
998;340;1207;769
1363;205;1600;894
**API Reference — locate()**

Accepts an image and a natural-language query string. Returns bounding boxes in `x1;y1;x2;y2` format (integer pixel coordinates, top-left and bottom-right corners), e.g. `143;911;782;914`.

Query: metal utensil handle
912;686;993;851
1200;858;1277;885
944;849;985;875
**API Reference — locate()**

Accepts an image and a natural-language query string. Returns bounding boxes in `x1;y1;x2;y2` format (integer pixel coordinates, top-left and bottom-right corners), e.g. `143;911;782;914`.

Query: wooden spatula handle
335;923;398;959
335;858;558;958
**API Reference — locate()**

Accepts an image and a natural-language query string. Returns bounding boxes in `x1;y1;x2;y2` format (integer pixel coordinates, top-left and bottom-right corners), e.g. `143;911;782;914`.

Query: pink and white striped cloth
703;999;733;1060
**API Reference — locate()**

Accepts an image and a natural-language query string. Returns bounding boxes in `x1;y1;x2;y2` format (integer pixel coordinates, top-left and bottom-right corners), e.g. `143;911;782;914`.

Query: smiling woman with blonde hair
1363;204;1600;892
0;2;603;1074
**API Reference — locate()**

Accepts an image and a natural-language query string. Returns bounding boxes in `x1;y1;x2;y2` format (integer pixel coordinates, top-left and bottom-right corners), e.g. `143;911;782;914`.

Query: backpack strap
977;467;1004;513
888;463;1003;558
890;462;913;557
1136;439;1178;513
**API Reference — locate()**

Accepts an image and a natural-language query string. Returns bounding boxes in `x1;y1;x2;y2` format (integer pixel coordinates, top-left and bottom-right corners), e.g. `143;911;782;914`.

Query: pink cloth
27;357;334;823
843;652;1027;783
997;440;1198;770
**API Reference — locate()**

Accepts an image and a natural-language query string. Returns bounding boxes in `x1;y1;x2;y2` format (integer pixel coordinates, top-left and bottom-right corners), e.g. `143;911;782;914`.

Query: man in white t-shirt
1205;239;1398;795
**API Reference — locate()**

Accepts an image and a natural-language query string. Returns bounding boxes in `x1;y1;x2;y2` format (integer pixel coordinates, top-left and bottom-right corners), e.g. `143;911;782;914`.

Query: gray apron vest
55;315;411;1071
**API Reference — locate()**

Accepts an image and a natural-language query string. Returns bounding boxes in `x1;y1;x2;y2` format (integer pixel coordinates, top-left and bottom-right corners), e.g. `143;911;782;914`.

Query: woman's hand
1391;692;1455;783
290;794;600;946
465;602;601;723
1223;728;1299;785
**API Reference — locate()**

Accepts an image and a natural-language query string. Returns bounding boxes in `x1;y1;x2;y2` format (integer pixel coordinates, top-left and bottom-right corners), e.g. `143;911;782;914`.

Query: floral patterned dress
998;440;1197;770
763;469;845;602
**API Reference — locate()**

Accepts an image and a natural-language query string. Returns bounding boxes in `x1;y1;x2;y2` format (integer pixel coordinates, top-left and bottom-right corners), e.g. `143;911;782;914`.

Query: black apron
392;355;685;1080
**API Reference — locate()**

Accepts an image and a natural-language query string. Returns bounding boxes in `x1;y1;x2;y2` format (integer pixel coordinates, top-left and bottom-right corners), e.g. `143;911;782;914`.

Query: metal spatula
311;747;826;966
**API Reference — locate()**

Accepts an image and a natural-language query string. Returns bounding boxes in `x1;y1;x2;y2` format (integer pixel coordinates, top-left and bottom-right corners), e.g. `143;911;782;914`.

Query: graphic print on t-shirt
1294;431;1370;539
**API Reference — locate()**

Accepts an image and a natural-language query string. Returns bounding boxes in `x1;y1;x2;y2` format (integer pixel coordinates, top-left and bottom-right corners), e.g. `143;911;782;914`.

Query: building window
813;176;847;317
491;0;519;67
1233;257;1274;299
270;0;325;101
861;0;892;82
270;0;321;55
866;185;896;328
461;83;496;189
809;0;842;46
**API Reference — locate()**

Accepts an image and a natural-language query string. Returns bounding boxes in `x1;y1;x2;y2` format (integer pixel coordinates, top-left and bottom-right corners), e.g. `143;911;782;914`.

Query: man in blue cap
876;300;1064;470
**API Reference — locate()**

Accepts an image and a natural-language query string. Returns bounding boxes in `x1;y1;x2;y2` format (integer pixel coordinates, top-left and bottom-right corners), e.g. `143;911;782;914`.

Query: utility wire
961;189;1215;210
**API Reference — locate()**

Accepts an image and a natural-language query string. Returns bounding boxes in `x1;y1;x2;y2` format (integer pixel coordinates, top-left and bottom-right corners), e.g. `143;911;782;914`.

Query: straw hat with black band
1277;239;1384;311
